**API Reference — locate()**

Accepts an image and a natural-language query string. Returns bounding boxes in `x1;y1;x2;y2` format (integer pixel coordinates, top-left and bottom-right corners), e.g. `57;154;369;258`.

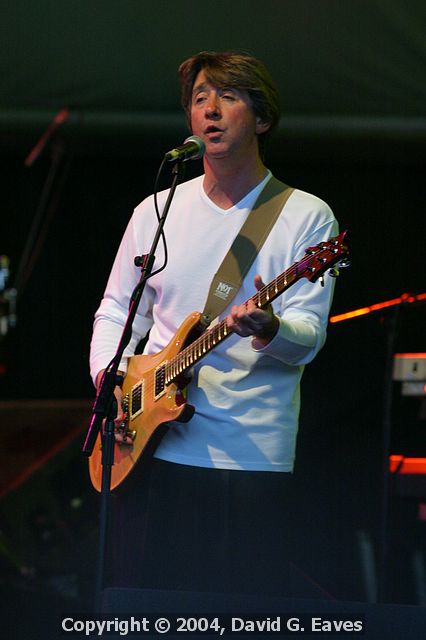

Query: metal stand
377;306;400;603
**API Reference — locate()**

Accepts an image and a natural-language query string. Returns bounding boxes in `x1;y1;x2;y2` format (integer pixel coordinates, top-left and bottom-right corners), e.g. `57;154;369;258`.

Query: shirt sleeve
89;207;155;386
253;215;339;365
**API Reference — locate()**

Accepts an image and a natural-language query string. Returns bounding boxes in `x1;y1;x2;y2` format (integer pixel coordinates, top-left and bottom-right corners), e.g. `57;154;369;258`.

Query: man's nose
205;95;221;118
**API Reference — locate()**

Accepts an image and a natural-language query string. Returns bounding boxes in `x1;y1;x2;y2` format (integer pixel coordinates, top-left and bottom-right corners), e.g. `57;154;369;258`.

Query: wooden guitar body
89;311;202;491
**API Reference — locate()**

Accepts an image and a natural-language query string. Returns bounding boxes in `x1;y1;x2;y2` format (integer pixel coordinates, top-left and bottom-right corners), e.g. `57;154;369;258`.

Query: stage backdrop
0;0;425;609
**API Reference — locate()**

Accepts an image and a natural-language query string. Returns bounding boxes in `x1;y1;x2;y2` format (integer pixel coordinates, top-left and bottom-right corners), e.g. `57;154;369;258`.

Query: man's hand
226;275;279;349
95;369;129;442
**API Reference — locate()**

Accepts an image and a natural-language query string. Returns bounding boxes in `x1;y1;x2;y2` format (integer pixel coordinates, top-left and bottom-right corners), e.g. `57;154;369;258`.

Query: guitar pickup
130;381;144;419
154;363;167;400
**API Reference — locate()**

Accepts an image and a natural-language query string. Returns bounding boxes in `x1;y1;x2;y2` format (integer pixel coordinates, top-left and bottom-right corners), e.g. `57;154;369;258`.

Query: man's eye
222;94;236;101
194;95;206;104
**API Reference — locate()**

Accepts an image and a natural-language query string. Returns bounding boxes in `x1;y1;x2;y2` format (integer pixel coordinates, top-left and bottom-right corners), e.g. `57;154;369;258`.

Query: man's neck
202;156;269;210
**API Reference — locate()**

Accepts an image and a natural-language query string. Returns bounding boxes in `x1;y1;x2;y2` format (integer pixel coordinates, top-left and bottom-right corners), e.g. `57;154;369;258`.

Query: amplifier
393;353;426;396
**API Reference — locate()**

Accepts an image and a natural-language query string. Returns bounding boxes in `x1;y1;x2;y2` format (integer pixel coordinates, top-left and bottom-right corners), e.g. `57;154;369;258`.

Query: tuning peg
329;267;340;278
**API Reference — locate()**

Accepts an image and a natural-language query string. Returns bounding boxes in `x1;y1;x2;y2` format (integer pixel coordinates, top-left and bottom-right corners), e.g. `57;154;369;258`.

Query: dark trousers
108;458;310;597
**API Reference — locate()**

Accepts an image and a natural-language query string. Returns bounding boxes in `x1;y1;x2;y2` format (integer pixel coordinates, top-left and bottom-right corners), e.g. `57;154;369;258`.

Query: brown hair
179;51;280;156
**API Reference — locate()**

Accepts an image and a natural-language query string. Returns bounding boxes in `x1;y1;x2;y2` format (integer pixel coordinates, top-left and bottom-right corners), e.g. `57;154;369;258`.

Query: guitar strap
201;176;294;326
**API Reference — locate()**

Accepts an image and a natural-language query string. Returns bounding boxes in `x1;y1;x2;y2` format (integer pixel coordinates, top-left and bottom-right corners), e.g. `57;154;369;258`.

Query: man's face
190;69;269;162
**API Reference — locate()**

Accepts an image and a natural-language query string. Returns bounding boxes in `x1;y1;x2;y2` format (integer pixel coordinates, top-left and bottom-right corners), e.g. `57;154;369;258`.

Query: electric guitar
89;231;349;490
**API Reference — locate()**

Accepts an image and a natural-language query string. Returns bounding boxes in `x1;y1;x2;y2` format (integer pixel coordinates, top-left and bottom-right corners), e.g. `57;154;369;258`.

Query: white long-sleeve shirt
90;172;338;472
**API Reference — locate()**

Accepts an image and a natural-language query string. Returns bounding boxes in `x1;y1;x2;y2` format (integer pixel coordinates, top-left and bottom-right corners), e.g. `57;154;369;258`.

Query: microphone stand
83;159;185;613
15;108;70;299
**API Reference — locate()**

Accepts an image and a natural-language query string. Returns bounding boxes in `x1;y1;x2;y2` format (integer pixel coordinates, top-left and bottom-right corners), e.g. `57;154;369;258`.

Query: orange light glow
389;455;426;475
330;292;426;323
394;353;426;359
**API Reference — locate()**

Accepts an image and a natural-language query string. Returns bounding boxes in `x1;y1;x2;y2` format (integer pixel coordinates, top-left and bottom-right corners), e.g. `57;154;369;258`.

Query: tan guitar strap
201;176;294;326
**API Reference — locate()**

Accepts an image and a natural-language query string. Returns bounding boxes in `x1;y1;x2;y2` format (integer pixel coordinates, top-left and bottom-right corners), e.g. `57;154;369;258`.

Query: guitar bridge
115;393;136;445
116;426;137;443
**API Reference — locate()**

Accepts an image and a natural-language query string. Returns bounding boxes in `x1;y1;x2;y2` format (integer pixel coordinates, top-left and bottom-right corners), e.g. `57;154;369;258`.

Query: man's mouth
204;126;223;135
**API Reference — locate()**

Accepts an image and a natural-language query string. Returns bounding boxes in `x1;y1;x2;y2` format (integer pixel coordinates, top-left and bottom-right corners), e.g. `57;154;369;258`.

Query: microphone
164;135;205;162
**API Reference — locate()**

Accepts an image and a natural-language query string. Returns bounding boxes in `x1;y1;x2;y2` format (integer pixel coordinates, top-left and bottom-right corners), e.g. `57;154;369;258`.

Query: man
90;51;338;596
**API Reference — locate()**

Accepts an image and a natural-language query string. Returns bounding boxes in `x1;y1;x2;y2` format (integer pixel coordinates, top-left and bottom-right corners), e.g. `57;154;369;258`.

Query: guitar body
89;311;202;491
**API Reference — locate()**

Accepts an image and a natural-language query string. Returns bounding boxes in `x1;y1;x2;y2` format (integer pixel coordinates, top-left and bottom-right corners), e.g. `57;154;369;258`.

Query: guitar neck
164;258;304;385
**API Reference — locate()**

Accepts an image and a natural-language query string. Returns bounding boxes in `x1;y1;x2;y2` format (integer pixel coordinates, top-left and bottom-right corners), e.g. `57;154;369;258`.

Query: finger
227;310;252;336
114;413;124;427
226;305;238;330
231;304;241;319
254;274;265;291
253;274;277;320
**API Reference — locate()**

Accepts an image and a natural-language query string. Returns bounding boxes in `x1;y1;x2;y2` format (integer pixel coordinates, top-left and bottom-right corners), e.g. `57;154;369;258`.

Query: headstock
300;230;350;283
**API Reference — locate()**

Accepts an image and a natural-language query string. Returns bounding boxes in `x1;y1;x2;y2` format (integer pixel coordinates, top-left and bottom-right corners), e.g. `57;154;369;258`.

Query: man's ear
255;118;271;135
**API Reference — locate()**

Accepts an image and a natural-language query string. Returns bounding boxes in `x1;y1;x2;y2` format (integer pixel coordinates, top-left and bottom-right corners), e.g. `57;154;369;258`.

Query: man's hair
178;51;280;156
